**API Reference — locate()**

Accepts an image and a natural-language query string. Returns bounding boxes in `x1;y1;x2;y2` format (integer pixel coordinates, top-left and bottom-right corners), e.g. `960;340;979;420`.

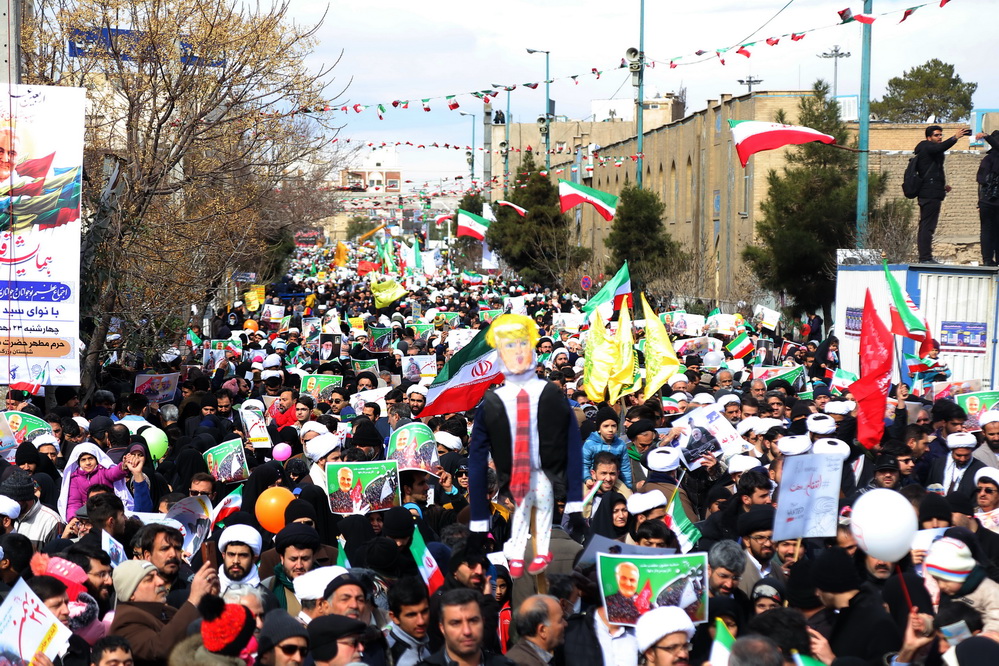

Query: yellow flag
607;304;639;403
583;309;616;403
243;290;260;312
334;241;349;267
640;293;680;398
371;278;408;309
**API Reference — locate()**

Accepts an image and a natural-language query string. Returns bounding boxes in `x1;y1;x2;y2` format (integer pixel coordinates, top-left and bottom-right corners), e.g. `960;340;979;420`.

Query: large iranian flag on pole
558;179;619;221
582;262;631;314
421;326;503;417
728;120;836;167
883;260;928;341
456;210;490;240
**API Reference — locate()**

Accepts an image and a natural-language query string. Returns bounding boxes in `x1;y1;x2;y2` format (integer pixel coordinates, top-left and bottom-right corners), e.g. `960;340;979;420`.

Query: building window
556;141;567;152
387;179;399;189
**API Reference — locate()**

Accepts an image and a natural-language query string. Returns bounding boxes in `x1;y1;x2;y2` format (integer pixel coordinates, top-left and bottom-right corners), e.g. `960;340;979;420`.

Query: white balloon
850;488;918;563
703;351;725;367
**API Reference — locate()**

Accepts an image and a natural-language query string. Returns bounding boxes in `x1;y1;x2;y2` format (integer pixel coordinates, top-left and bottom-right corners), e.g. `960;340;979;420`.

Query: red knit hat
199;595;256;656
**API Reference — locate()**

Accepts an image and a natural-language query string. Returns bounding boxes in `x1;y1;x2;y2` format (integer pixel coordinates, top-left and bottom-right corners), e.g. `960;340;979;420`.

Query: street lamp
818;45;851;98
738;76;763;93
526;48;551;172
459;111;476;183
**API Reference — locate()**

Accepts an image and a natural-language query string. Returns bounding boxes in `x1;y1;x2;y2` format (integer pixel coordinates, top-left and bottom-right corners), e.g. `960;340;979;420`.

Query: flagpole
663;468;688;515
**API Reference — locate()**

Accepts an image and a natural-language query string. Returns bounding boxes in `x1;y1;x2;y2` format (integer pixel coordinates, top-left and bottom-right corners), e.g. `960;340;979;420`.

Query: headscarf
584;491;629;547
240;463;283;530
296;484;338;545
127;435;169;508
956;636;999;664
171;447;210;492
32;472;59;511
338;514;376;566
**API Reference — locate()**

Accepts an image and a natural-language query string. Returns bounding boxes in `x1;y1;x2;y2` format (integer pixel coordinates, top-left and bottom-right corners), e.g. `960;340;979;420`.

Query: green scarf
273;563;296;610
955;565;987;598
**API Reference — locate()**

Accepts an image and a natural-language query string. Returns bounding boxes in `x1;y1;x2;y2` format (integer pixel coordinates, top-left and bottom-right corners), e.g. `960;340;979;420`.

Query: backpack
902;155;922;199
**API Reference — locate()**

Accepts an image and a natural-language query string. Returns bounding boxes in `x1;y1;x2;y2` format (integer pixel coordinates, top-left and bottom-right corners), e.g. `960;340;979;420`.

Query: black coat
828;588;901;665
915;136;958;200
416;648;513;666
925;455;985;497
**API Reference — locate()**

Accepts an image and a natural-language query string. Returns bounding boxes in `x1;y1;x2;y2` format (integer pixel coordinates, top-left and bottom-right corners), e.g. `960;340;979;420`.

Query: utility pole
856;4;872;245
635;0;646;188
818;45;851;98
0;0;21;84
460;111;475;183
527;48;552;172
737;76;763;93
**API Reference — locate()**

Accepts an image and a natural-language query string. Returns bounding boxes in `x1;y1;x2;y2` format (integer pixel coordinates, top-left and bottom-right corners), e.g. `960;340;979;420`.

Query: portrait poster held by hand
772;454;843;541
238;404;272;448
133;372;180;404
0;578;73;665
326;460;400;515
203;438;249;483
386;422;440;474
165;496;214;557
102;530;128;567
368;326;393;352
597;552;708;627
300;374;344;401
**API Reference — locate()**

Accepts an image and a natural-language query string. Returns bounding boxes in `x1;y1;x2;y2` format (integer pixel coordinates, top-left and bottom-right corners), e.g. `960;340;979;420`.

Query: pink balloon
273;443;292;462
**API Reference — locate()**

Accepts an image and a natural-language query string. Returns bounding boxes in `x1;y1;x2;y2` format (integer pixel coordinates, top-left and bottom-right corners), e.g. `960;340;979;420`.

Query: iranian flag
456;210;490;240
709;618;736;666
728;120;836;167
726;332;754;359
904;353;940;374
460;270;484;285
830;368;858;395
663;496;701;553
410;524;445;594
558;179;619;221
434;213;452;227
187;328;202;347
422;326;503;417
496;200;527;216
210;486;242;530
582;262;632;314
883;261;929;341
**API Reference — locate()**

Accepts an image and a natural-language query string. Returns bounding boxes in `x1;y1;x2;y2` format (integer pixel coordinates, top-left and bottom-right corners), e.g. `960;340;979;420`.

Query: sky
290;0;991;193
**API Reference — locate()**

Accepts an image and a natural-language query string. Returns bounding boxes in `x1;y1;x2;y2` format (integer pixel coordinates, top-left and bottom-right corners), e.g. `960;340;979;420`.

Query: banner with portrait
0;85;86;386
597;552;708;627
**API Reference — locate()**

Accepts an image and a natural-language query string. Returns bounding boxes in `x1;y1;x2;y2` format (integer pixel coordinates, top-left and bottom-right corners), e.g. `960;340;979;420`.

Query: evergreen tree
871;59;977;123
605;185;687;288
742;80;886;320
487;152;590;287
448;192;483;271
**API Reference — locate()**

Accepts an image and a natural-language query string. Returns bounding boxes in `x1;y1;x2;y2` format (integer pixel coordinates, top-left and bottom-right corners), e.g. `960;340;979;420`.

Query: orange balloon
244;319;259;332
255;486;295;534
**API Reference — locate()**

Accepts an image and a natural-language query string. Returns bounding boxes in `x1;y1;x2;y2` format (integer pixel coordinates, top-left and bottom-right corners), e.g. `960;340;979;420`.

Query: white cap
689;393;716;406
728;455;759;474
260;370;283;381
646;447;681;473
263;354;283;369
272;340;287;351
737;416;761;437
351;328;368;340
812;438;851;459
975;467;999;488
717;394;741;408
305;433;341;462
434;431;462;451
407;384;428;397
824;400;856;415
948;432;978;450
627;490;667;515
667;374;688;388
300;422;330;439
241;399;265;412
293;566;349;602
72;416;90;432
635;606;696;653
806;413;837;435
218;524;263;556
753;418;784;436
32;433;60;454
980;411;999;428
0;495;21;519
777;434;812;456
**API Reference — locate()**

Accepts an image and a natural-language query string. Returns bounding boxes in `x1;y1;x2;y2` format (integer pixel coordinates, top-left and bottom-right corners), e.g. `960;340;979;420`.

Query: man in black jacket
977;130;999;265
418;588;512;666
914;124;971;263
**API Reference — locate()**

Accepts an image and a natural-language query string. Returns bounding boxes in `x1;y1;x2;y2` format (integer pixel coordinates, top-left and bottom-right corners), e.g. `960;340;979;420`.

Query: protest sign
386;422;440;474
133;372;180;404
673;405;750;467
503;295;527;315
165;496;214;556
237;404;271;448
578;534;676;567
773;454;843;541
552;312;585;332
318;333;341;361
752;365;806;391
203;438;249;483
447;328;477;353
0;411;54;461
403;355;437;382
674;336;719;357
326;461;400;514
932;379;981;401
753;305;782;331
597;552;708;627
300;374;344;401
479;309;502;324
351;358;379;375
302;317;322;341
668;313;706;338
978;508;999;533
209;338;242;358
202;348;228;372
262;304;285;323
440;312;461;325
956;391;999;430
0;578;73;664
707;313;737;336
412;323;434;341
103;531;128;567
368;326;393;352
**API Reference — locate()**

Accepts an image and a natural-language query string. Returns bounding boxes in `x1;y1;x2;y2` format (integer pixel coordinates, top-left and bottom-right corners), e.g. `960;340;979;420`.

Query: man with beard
428;540;501;654
328;466;355;514
218;524;275;605
262;524;321;615
737;505;776;596
64;544;114;618
136;524;193;609
603;562;641;625
407;385;427;418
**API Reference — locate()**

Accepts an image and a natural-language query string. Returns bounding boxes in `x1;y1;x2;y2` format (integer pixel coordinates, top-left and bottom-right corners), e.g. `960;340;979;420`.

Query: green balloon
142;426;169;461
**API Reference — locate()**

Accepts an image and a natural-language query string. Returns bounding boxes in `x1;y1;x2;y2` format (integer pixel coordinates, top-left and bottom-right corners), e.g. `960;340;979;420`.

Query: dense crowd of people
3;243;999;666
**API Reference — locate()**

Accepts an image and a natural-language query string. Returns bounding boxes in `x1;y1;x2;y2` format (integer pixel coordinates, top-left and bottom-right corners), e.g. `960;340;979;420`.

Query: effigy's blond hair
485;314;539;349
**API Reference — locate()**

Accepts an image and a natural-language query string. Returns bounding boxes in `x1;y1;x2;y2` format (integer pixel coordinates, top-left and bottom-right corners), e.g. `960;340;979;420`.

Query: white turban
218;524;262;557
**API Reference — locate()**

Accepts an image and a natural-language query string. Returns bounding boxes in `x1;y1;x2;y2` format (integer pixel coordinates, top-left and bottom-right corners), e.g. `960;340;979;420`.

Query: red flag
766;37;780;46
357;261;380;276
15;153;55;178
737;45;751;57
852;290;894;449
791;33;805;41
900;7;917;22
635;579;653;614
